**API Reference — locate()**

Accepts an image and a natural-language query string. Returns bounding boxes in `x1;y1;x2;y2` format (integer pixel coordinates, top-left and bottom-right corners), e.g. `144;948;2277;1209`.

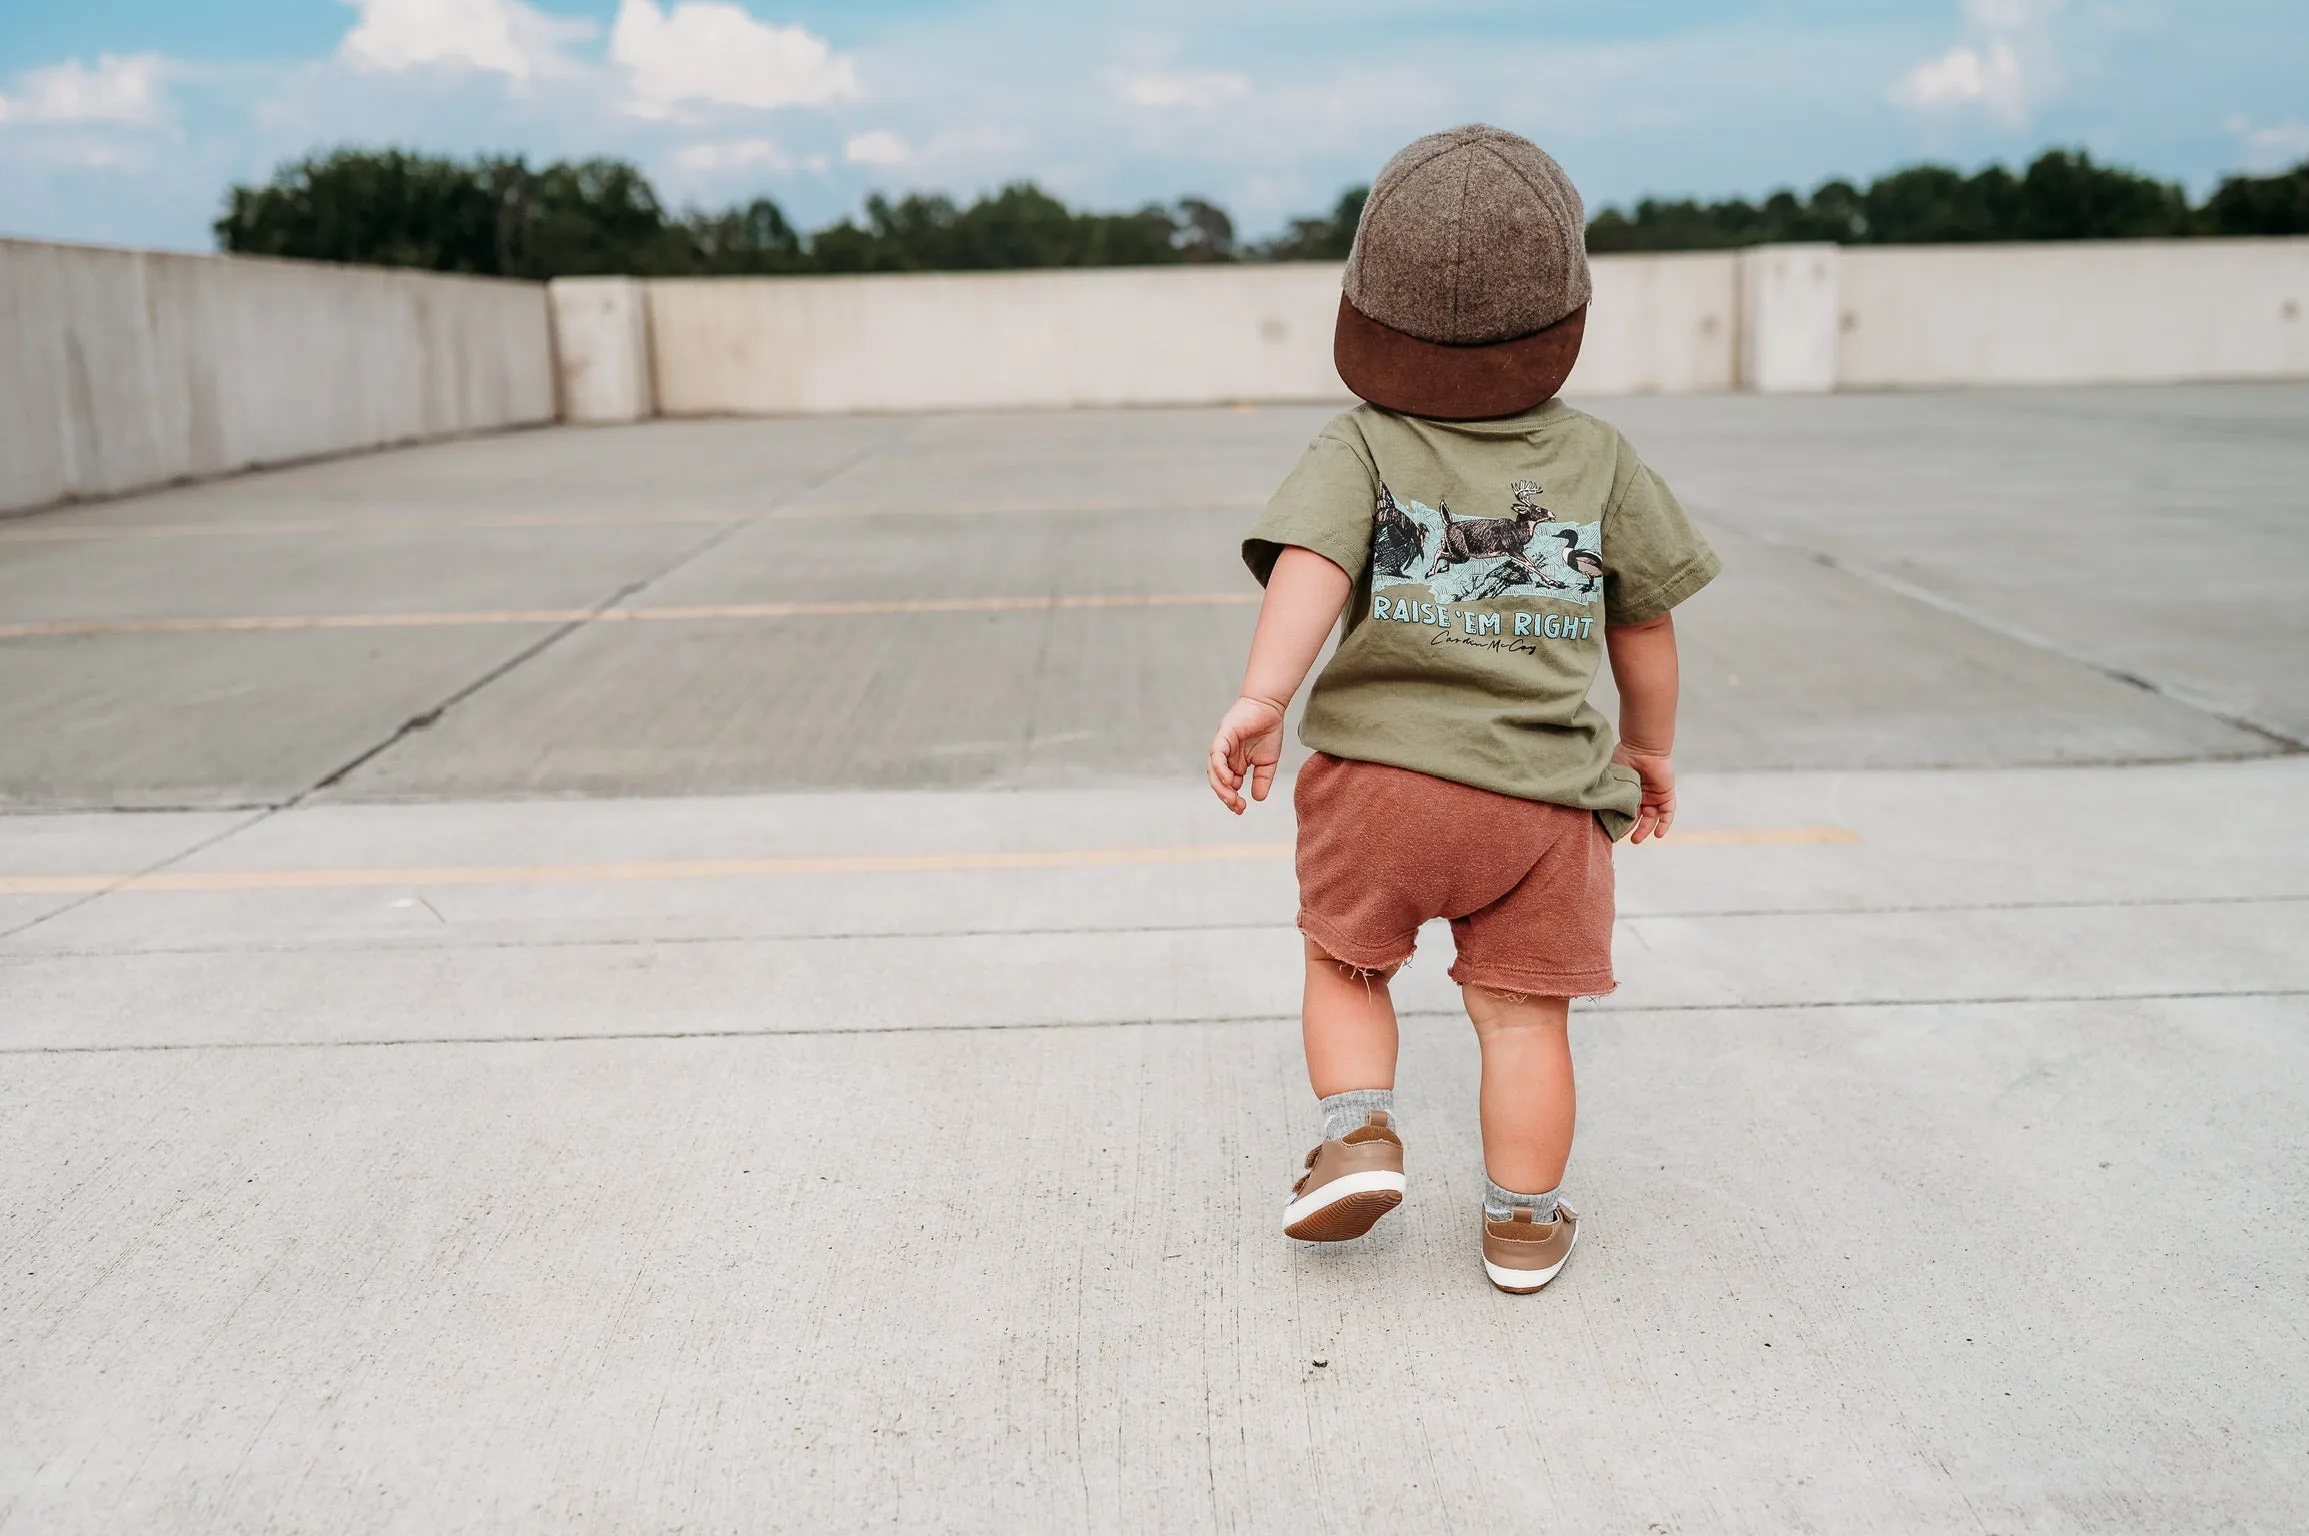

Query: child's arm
1208;547;1352;814
1605;612;1680;843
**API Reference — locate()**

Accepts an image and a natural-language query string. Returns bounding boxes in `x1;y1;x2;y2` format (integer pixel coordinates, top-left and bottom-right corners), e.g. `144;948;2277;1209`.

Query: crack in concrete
2;988;2300;1056
290;431;913;807
0;429;915;945
2;889;2304;963
1700;511;2308;755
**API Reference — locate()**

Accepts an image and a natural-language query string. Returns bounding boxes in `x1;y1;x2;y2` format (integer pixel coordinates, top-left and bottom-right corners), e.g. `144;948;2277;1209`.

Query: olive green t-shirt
1242;401;1720;840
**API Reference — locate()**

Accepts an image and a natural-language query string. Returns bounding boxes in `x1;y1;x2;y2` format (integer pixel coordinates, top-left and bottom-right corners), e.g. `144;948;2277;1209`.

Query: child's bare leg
1463;987;1575;1196
1285;937;1408;1241
1301;937;1399;1097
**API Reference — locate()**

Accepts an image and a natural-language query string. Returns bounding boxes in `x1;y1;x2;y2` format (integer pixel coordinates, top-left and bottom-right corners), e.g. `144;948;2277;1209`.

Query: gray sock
1318;1088;1395;1142
1483;1176;1560;1223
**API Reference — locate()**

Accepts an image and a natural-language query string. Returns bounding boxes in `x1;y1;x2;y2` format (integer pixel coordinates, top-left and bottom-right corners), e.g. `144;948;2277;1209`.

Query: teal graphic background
1370;482;1602;607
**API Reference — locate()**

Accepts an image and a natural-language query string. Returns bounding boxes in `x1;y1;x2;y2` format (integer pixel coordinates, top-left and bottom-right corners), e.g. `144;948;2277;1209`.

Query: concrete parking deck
3;386;2306;1531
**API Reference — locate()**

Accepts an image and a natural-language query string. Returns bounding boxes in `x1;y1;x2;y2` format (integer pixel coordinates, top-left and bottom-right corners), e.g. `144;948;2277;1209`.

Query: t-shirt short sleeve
1241;426;1377;587
1601;445;1722;626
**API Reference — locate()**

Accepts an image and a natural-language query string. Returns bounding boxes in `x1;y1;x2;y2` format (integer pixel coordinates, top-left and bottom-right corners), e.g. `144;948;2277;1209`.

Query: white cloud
2225;114;2309;173
0;54;169;128
843;129;908;166
338;0;592;81
1891;39;2026;117
1889;0;2061;126
611;0;856;120
673;137;790;175
1117;71;1250;110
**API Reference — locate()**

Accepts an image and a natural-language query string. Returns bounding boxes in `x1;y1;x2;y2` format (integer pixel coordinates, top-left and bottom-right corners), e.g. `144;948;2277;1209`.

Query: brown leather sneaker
1481;1199;1579;1293
1283;1111;1406;1241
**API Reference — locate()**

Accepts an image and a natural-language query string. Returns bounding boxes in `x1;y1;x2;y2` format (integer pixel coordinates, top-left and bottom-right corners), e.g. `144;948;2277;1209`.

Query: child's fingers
1250;760;1276;802
1212;731;1250;804
1210;730;1244;780
1206;759;1243;813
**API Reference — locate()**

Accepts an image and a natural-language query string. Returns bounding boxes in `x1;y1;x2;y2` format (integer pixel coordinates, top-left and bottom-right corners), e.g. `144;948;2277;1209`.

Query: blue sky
3;0;2305;252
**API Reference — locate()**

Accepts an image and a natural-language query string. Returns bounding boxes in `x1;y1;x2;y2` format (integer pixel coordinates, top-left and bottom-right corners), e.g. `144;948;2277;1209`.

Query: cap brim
1333;297;1586;420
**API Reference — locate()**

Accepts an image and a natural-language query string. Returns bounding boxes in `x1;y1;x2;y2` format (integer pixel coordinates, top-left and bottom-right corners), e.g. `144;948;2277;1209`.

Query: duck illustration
1553;527;1604;591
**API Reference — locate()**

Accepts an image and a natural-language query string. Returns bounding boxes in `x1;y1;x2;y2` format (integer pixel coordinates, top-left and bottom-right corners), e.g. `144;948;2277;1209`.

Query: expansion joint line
287;429;914;809
4;987;2303;1057
1707;513;2307;756
0;428;917;944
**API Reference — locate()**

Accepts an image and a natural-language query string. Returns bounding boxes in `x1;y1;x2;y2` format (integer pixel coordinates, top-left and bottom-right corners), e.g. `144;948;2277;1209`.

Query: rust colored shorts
1293;752;1616;997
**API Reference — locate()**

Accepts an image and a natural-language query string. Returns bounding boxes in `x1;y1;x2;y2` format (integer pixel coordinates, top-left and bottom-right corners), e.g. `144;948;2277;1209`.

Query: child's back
1208;126;1719;1293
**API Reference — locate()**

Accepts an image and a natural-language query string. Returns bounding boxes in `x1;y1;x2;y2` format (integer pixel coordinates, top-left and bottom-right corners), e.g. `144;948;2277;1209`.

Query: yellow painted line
0;842;1299;896
0;829;1858;896
0;590;1260;639
791;496;1266;518
0;511;743;543
0;519;343;541
0;497;1265;544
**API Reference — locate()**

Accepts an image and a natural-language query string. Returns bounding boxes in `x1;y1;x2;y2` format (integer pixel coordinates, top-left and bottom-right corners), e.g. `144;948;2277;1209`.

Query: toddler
1207;126;1719;1293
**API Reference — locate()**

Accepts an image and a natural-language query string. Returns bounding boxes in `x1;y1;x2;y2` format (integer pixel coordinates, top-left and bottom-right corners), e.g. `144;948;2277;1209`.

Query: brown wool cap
1336;124;1592;420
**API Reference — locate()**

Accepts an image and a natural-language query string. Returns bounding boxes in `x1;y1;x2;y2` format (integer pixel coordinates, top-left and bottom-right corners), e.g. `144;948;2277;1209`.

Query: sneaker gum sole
1283;1170;1407;1242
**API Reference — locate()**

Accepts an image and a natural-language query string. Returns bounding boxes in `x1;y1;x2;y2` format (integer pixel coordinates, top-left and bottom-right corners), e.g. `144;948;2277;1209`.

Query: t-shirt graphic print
1242;400;1720;837
1374;479;1602;612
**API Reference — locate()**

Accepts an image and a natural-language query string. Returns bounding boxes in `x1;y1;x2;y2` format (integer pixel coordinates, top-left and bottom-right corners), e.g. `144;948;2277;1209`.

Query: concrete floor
2;385;2306;1532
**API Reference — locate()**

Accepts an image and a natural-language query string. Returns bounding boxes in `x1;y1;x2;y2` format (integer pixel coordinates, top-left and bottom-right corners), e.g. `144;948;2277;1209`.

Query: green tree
1858;164;2020;243
947;183;1081;267
2198;162;2309;235
1174;197;1236;261
1580;149;2197;251
800;183;1216;273
683;198;806;274
220;144;2309;282
218;148;502;272
521;158;694;276
218;148;703;278
1255;186;1368;260
2008;150;2191;239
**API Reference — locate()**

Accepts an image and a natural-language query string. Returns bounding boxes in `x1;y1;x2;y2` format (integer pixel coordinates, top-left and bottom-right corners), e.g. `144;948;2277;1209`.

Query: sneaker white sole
1283;1169;1406;1241
1484;1223;1577;1293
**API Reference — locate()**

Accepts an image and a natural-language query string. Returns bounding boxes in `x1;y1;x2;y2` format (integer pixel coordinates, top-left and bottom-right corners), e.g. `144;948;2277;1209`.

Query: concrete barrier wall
634;254;1742;417
600;236;2309;419
0;239;554;515
1570;251;1738;396
9;235;2302;509
645;263;1349;416
1837;238;2309;389
550;276;655;424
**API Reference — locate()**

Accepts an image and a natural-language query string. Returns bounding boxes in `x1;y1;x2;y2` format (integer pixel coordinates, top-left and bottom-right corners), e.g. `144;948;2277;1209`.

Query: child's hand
1613;744;1677;842
1208;696;1287;814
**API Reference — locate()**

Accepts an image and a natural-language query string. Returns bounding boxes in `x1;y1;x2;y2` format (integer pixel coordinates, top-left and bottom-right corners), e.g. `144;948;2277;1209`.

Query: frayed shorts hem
1448;963;1617;1000
1300;913;1617;1000
1296;912;1416;976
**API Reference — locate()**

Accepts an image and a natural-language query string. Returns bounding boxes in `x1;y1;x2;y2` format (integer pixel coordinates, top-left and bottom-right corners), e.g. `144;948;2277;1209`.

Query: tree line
215;147;2309;280
1587;149;2307;250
